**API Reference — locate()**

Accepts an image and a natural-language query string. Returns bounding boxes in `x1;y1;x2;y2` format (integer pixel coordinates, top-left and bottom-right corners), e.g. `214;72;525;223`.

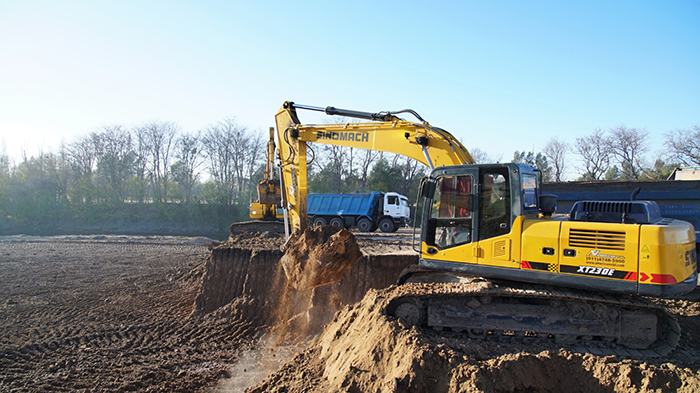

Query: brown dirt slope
249;283;700;393
194;228;417;341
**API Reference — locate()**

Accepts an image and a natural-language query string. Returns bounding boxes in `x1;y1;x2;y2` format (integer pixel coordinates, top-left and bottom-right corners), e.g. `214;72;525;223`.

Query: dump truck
307;191;410;232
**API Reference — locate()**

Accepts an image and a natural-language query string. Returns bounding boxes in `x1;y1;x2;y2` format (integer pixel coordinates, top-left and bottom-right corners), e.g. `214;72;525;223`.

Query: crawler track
386;276;680;357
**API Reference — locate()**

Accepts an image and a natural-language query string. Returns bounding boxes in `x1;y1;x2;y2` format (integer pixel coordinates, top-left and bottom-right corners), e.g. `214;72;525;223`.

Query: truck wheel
378;218;395;233
357;218;372;232
312;217;328;227
329;217;345;228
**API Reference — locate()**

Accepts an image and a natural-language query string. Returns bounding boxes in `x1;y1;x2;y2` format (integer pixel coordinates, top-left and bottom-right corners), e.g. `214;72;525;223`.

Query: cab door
383;194;401;218
475;167;514;267
422;169;479;265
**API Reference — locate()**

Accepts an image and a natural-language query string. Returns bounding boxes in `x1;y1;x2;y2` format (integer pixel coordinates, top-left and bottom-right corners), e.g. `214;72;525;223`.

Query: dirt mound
193;228;700;392
280;226;363;290
224;230;285;251
249;284;700;393
194;228;416;343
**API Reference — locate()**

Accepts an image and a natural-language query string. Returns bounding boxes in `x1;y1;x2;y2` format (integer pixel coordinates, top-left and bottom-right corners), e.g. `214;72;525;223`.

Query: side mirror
420;177;436;199
539;194;557;217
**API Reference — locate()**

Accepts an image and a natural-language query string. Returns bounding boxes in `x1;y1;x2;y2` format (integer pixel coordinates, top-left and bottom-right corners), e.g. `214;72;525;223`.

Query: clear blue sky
1;0;698;177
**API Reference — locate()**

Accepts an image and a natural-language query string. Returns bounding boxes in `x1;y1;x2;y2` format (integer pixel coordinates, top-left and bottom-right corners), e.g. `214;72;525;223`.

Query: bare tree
239;129;264;200
468;145;503;164
607;125;648;180
469;147;493;164
131;127;150;203
136;121;178;203
93;125;134;204
575;129;610;181
65;135;98;203
171;132;203;204
665;125;700;166
202;118;263;205
43;150;70;205
356;148;380;189
543;137;569;182
396;155;425;198
202;119;238;205
322;144;347;193
66;135;97;180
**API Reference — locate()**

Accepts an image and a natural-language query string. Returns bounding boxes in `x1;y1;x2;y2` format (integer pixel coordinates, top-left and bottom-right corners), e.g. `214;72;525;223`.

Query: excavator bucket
280;226;363;290
257;179;282;205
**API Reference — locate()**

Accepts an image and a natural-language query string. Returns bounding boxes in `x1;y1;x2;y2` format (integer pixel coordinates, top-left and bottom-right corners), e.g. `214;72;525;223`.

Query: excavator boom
275;101;473;233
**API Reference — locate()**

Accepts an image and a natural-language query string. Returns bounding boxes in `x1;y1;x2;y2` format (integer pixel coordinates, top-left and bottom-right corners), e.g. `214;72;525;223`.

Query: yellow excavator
274;101;698;356
249;127;283;221
230;128;285;235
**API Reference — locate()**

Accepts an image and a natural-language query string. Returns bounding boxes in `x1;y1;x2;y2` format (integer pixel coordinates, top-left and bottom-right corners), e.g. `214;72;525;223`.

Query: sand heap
249;284;700;393
280;226;363;290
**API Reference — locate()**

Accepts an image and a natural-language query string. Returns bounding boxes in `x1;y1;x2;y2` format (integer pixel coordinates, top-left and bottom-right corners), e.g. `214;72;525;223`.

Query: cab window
522;174;538;210
479;170;510;240
427;175;473;249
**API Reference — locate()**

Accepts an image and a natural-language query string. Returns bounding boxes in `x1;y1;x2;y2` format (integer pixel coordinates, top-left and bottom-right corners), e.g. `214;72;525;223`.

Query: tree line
507;125;699;183
0;120;697;235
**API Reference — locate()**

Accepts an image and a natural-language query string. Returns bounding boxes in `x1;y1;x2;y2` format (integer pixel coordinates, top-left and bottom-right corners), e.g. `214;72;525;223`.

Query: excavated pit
194;229;700;393
193;228;418;336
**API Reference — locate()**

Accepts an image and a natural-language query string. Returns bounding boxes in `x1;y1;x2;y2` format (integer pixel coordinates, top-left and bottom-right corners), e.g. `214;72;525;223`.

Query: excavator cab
422;163;540;255
419;162;697;297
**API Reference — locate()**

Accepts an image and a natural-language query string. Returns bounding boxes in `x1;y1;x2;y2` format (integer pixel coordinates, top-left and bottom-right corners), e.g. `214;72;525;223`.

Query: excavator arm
274;101;473;234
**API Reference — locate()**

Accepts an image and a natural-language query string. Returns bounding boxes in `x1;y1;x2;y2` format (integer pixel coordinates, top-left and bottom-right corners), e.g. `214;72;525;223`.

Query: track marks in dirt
0;237;260;392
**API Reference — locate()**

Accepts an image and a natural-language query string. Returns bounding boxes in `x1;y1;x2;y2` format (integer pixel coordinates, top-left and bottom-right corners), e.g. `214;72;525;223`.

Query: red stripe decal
650;274;678;284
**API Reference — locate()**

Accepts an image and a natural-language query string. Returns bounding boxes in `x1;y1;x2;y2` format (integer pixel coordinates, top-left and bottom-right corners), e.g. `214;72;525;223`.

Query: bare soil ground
0;235;259;392
2;230;700;392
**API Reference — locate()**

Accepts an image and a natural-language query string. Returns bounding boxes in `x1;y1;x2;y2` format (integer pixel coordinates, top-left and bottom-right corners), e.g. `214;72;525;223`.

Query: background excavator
272;100;697;356
230;127;286;235
249;127;283;222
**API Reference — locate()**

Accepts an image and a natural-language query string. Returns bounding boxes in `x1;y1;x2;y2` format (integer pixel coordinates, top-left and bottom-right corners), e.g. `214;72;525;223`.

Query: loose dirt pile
280;226;363;290
249;284;700;393
195;228;700;392
195;228;416;341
